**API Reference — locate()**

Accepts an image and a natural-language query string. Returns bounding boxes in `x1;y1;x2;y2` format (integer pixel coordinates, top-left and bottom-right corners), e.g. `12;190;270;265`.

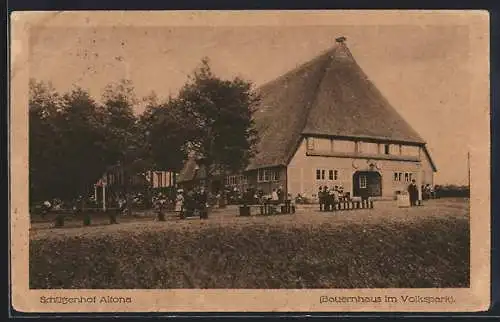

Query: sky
28;20;474;185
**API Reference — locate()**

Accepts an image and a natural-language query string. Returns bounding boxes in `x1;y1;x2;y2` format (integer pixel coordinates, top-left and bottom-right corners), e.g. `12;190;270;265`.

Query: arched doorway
352;171;382;198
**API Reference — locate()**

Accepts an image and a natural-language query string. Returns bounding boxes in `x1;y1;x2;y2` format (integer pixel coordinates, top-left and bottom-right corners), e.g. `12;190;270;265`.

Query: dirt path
29;198;469;241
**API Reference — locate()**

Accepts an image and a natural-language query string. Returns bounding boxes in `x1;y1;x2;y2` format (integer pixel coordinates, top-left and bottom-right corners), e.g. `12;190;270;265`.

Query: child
175;189;184;216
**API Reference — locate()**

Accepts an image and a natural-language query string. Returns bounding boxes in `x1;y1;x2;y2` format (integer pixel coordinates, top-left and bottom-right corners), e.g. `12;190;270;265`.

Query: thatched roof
246;40;429;171
177;158;199;183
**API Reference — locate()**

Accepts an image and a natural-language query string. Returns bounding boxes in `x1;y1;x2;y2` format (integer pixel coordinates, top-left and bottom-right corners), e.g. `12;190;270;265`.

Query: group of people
318;185;349;212
422;184;436;200
174;187;209;219
406;181;436;206
225;186;291;205
269;186;285;204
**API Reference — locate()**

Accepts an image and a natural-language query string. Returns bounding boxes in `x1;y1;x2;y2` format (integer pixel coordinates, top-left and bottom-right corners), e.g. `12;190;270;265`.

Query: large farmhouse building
179;37;437;200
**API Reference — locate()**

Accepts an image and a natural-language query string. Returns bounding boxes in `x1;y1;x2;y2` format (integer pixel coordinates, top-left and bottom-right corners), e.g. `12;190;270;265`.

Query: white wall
146;171;175;188
420;148;435;186
287;138;434;199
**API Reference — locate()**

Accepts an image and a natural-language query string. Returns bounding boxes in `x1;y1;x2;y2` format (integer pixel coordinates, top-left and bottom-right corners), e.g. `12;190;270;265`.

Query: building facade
285;137;435;200
179;37;437;200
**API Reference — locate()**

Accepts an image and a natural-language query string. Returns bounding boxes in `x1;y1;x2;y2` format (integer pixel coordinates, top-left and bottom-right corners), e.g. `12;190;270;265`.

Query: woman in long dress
175;190;184;216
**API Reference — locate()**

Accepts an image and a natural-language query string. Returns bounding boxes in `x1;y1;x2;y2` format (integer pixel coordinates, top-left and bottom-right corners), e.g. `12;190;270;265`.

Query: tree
101;79;149;215
139;94;198;201
141;98;193;173
176;58;260;190
29;79;64;203
29;80;113;204
56;86;110;202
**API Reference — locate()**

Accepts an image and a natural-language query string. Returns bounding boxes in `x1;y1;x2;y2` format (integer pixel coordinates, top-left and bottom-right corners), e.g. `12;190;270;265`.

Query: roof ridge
256;45;339;93
247;39;430;171
282;47;338;165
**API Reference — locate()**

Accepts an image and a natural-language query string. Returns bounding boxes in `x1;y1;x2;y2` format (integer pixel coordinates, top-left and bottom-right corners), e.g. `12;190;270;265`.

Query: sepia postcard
10;10;490;313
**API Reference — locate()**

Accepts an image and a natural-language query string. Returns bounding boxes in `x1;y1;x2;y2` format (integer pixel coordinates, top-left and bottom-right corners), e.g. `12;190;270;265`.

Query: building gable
247;37;430;171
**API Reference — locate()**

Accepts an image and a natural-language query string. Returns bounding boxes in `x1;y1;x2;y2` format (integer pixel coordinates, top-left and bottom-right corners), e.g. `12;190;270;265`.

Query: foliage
28;79;148;204
139;97;191;173
434;185;470;198
176;58;260;178
29;57;261;204
29;80;110;202
29;79;64;202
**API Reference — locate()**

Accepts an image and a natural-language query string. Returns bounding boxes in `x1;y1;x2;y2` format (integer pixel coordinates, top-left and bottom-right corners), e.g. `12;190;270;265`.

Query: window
394;172;406;182
226;175;240;185
319;169;338;181
316;169;326;180
258;170;264;182
384;144;390;155
360;175;367;188
409;173;413;182
390;144;400;155
257;169;279;182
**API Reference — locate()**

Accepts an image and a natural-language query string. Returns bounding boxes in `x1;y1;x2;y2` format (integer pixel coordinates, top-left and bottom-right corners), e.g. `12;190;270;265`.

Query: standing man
318;186;324;211
199;186;208;219
277;186;284;202
332;186;340;211
408;179;418;206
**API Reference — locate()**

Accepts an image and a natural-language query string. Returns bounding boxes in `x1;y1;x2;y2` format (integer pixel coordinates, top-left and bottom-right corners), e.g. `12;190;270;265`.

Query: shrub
435;185;470;198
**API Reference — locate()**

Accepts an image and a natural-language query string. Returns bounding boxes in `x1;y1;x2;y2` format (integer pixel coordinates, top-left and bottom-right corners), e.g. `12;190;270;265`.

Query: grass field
29;198;469;289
